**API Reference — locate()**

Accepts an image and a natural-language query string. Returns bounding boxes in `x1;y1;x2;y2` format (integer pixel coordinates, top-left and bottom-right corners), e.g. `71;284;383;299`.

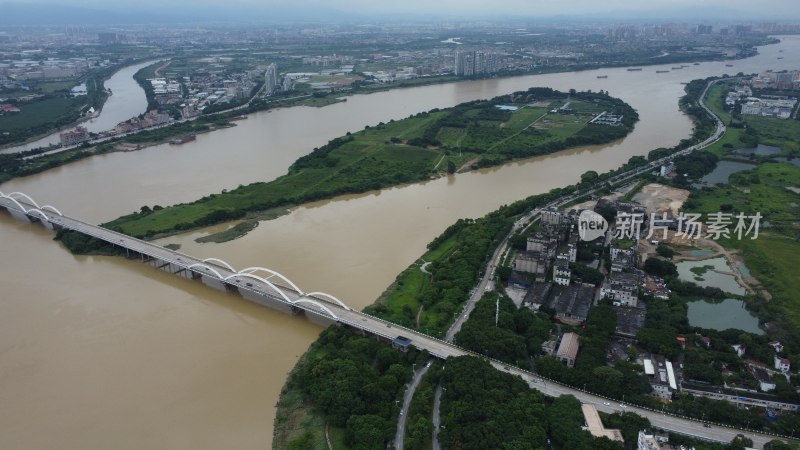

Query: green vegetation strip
102;88;637;239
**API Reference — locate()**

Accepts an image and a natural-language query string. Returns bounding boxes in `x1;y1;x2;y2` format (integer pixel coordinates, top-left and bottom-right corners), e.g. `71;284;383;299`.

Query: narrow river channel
0;36;798;450
2;60;155;153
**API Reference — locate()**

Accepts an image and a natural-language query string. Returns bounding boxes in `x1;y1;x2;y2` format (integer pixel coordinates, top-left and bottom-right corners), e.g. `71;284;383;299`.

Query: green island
96;87;635;239
269;75;800;449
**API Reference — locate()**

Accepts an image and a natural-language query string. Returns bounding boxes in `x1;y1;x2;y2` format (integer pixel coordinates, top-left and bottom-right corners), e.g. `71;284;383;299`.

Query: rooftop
548;284;594;321
556;332;580;360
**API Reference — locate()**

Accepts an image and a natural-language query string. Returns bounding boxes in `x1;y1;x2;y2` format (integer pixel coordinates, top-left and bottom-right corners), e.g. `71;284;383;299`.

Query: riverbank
100;89;637;239
0;119;235;185
267;75;727;447
0;59;159;151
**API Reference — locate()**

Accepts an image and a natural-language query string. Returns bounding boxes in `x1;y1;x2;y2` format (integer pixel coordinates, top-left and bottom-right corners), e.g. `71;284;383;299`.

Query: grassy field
746;115;800;150
37;80;79;93
0;96;83;132
502;107;547;133
728;233;800;328
371;233;459;332
685;93;800;332
688;162;800;225
106;90;636;238
705;83;733;123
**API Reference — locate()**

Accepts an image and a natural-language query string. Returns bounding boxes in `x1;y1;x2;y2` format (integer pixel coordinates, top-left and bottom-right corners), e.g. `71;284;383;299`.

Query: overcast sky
4;0;800;20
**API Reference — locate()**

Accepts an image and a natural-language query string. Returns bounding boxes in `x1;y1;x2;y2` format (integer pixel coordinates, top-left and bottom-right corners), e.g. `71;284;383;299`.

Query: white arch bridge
0;191;457;357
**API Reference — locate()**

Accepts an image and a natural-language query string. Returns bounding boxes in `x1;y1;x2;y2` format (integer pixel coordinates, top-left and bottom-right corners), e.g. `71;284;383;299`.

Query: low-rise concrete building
555;332;580;368
601;272;640;306
751;366;776;392
637;431;665;450
548;283;594;325
59;126;88;146
553;256;571;286
522;281;553;310
514;251;549;281
644;355;679;400
775;355;791;374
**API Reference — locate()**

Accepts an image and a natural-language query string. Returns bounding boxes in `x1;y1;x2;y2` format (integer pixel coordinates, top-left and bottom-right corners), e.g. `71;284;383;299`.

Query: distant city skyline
2;0;799;23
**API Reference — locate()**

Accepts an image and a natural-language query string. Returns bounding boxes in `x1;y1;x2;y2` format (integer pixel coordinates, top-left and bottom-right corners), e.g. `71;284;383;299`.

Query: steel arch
187;263;225;280
233;273;293;303
201;257;237;273
238;267;303;294
1;195;30;214
26;208;51;224
303;292;351;311
41;205;64;216
291;298;339;321
8;192;41;209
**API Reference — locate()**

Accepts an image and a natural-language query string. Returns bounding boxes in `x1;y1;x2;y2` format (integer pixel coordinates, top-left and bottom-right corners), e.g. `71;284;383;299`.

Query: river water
3;60;155;153
1;36;798;449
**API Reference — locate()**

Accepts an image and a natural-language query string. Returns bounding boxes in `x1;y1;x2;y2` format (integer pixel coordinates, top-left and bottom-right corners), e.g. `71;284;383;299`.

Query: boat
656;70;669;73
672;67;683;70
596;75;608;79
169;135;196;145
725;64;734;67
228;115;248;121
693;62;700;65
778;57;784;60
627;68;643;71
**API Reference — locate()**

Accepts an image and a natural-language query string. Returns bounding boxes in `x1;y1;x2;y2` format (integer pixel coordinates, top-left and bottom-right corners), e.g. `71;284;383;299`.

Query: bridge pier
30;217;54;230
5;207;31;223
199;275;227;292
304;311;337;328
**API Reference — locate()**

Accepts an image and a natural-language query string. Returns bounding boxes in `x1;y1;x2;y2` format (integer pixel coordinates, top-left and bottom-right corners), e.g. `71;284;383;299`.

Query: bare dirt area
457;157;480;172
632;183;690;216
113;142;142;152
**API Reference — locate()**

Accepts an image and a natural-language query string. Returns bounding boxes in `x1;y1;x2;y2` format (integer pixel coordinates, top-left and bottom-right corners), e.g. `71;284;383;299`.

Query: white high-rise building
264;63;279;95
454;51;501;76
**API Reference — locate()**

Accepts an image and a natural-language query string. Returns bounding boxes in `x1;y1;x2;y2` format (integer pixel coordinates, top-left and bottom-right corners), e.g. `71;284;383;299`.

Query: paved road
395;361;432;449
431;385;443;450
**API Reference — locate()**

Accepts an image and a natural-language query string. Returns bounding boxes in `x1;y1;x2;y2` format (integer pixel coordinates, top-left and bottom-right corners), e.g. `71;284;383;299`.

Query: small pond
676;257;747;295
775;157;800;167
687;298;763;334
687;248;715;258
733;144;781;156
701;161;757;184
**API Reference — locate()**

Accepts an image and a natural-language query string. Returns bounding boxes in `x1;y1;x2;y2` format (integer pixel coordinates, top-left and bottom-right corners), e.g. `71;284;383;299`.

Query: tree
643;257;678;277
581;170;599;184
656;244;675;259
446;160;456;174
345;414;387;450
